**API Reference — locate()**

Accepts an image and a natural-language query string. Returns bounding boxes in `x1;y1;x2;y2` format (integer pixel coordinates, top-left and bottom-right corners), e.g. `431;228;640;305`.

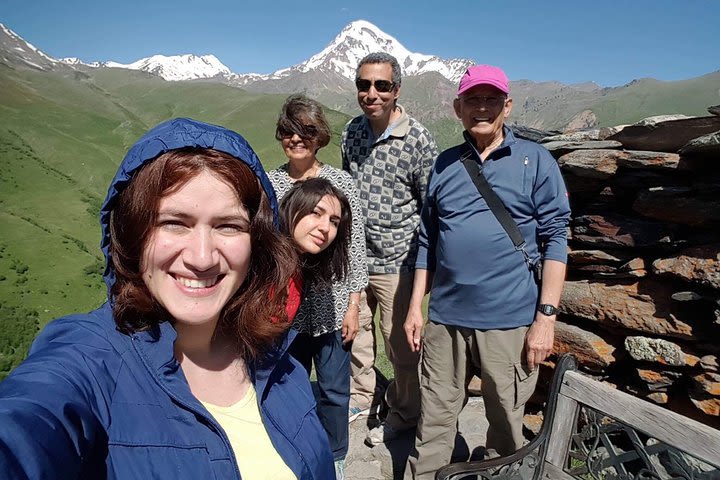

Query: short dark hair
356;52;402;87
279;177;351;285
109;148;299;359
275;94;332;151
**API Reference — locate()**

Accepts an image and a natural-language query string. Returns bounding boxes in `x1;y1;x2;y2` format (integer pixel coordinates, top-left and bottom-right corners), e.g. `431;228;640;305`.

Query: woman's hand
341;304;359;344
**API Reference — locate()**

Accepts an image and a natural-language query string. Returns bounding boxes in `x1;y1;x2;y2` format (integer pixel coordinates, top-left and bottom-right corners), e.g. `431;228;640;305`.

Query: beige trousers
404;322;538;480
349;272;420;429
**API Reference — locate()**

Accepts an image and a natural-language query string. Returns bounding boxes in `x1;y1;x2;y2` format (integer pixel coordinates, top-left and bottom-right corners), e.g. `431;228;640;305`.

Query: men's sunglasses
277;124;319;140
355;79;396;93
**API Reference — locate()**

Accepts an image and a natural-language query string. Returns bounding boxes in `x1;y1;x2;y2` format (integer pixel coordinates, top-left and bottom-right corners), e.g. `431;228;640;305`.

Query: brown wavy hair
109;148;298;359
275;94;332;151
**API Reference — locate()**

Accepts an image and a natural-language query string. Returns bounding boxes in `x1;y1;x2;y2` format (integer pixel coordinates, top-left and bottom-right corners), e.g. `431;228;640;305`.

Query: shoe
365;422;405;446
348;402;384;423
334;459;345;480
348;406;371;423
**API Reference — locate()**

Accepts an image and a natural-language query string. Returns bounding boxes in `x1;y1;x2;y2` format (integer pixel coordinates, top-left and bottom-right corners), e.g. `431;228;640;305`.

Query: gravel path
344;397;489;480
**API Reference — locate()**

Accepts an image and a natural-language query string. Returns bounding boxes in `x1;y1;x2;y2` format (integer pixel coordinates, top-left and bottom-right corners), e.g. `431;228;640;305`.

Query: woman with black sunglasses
267;94;368;479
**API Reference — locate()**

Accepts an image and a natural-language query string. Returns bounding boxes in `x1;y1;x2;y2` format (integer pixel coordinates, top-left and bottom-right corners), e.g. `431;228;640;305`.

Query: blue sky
2;0;718;87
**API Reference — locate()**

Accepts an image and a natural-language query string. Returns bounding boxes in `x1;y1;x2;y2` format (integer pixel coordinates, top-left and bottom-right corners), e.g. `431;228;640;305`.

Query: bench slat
542;462;576;480
545;392;579;468
561;370;720;466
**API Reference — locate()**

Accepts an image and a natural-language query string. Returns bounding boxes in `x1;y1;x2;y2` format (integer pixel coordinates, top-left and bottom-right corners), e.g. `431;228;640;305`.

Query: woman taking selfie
0;118;334;479
268;95;368;478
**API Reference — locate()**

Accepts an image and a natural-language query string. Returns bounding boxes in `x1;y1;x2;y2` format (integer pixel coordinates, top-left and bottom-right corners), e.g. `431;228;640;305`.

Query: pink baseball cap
457;65;509;95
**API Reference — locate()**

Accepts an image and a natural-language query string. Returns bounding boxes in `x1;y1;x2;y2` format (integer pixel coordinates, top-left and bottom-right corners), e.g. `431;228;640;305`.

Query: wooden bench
436;354;720;480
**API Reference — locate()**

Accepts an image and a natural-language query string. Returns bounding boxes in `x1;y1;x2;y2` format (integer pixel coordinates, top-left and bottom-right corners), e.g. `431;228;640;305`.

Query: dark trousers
290;330;350;461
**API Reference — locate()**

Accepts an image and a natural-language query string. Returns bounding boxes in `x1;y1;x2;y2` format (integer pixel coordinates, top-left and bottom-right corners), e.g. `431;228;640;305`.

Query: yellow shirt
202;384;297;480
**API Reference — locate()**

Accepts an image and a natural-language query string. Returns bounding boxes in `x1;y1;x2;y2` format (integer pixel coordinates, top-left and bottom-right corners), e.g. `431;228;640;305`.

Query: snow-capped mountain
238;20;473;84
0;23;58;71
59;54;233;81
4;20;471;85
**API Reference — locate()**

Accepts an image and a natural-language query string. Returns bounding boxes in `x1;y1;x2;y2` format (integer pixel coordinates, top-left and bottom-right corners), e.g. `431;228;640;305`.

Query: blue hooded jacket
0;118;334;479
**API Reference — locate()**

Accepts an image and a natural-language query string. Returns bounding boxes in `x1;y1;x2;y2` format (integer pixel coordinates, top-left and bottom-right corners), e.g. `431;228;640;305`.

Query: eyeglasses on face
460;95;507;109
277;124;319;140
355;78;396;93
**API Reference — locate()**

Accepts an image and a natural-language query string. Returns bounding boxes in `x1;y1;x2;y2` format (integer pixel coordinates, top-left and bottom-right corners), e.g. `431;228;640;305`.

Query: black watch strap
537;304;560;316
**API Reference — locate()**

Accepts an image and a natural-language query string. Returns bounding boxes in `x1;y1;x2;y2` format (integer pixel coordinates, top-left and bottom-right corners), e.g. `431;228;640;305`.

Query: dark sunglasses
355;78;396;93
277;124;319;140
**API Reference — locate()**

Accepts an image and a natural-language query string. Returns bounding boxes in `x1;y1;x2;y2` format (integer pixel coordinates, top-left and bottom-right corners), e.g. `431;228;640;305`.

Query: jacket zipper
131;336;243;480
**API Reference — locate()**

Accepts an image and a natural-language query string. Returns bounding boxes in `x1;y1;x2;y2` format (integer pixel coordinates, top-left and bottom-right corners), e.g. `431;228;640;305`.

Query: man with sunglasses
341;52;439;447
402;65;571;479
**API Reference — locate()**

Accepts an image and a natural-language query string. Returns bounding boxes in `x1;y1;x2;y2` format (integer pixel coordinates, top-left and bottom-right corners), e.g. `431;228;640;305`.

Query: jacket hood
99;117;278;295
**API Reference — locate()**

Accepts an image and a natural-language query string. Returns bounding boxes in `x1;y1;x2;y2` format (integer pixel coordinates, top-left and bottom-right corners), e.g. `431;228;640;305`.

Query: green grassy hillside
590;72;720;126
0;65;354;377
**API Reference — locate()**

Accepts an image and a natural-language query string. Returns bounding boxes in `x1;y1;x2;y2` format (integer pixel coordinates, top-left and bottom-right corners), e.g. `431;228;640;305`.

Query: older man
403;65;571;479
342;52;438;446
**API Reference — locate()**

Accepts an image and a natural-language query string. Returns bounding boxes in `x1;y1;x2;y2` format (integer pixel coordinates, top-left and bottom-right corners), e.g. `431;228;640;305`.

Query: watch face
539;304;558;316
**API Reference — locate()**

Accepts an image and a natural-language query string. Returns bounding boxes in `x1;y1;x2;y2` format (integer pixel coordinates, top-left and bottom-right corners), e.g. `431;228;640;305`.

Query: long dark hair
109;148;298;359
279;177;351;285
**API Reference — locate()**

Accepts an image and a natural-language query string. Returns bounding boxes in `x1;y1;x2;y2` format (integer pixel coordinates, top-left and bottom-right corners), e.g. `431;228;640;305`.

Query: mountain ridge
1;20;718;132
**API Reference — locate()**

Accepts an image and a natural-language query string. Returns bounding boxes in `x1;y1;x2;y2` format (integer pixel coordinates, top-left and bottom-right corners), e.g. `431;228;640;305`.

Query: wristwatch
537;304;560;316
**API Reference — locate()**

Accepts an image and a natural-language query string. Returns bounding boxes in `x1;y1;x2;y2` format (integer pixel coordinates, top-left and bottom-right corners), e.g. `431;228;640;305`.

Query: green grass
0;64;364;378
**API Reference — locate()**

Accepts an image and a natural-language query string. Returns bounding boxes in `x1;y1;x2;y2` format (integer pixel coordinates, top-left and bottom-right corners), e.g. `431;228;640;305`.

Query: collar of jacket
462;125;517;162
129;320;298;406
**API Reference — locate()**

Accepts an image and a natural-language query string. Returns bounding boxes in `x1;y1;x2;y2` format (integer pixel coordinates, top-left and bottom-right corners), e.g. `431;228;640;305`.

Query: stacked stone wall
540;108;720;427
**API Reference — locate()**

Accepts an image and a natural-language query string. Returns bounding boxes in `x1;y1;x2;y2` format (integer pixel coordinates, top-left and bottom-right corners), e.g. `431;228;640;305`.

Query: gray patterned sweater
342;105;438;274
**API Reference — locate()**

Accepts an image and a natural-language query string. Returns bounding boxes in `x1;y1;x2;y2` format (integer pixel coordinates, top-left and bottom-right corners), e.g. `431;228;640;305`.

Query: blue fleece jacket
0;118;334;479
416;127;571;330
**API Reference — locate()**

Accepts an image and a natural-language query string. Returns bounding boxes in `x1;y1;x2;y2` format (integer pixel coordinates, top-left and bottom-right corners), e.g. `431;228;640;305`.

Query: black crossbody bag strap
460;145;539;275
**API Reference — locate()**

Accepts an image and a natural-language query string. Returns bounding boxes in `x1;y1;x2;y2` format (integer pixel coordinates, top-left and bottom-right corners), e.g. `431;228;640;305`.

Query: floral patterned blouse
268;164;369;337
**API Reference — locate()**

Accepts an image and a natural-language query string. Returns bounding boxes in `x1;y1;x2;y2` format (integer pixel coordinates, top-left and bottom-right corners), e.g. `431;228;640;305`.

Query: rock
688;391;720;416
541;127;623;143
571;214;683;250
616;150;680;170
700;355;718;372
553;321;617;372
625;336;700;367
646;392;669;404
692;372;720;395
565;110;598;131
633;115;692;126
510;124;559;143
633;186;720;227
523;414;543;436
652;244;720;291
561;280;694;339
548;141;623;159
568;249;628;265
636;368;683;391
467;375;482;396
671;291;704;302
607;115;720;152
557;149;621;178
594;269;647;279
708;105;720;116
678;130;720;157
594;257;647;279
575;265;615;274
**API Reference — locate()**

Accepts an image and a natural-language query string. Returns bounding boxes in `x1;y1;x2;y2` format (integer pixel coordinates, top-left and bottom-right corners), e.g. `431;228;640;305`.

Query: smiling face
292;194;341;255
140;170;252;328
279;120;320;166
454;84;512;147
356;62;400;128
